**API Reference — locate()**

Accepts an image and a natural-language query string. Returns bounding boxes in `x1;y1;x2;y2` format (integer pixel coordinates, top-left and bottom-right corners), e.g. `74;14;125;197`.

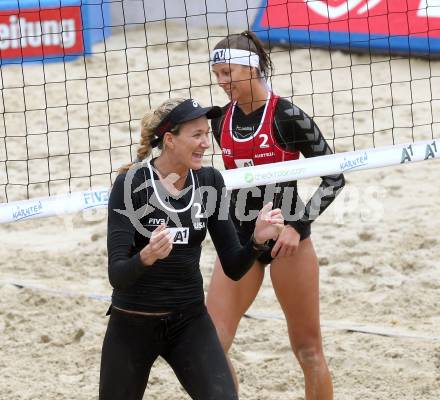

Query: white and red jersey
220;92;299;170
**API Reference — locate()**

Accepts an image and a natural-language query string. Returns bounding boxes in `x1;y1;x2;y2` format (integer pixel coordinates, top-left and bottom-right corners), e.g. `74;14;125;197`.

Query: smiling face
212;63;255;102
163;116;210;170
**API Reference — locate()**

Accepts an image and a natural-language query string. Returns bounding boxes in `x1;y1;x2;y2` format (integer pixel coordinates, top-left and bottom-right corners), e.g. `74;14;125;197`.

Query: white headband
211;48;260;69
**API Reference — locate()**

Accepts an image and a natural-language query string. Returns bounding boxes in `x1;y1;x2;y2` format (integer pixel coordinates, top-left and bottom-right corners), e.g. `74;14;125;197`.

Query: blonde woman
100;98;284;400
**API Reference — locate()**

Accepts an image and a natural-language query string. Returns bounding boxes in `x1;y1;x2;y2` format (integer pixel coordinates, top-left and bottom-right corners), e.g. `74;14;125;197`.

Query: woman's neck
154;154;187;177
237;81;269;115
153;154;189;193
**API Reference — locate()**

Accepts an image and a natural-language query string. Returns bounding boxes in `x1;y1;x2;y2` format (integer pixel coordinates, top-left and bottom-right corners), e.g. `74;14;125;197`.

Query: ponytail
118;98;185;174
240;30;273;78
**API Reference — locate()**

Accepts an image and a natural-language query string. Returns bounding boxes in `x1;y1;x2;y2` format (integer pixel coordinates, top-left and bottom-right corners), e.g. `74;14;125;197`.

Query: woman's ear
250;66;261;79
162;132;175;150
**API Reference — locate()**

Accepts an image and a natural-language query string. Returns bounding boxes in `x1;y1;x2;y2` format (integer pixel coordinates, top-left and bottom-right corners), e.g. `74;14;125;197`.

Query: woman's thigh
270;238;323;349
206;257;265;350
99;309;160;400
164;310;238;400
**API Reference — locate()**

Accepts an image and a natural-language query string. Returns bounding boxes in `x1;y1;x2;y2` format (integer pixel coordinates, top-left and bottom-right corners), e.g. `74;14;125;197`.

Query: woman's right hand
253;202;284;244
140;224;173;266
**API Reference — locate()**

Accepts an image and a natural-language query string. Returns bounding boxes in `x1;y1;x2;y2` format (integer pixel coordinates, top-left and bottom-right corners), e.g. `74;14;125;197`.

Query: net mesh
0;0;439;203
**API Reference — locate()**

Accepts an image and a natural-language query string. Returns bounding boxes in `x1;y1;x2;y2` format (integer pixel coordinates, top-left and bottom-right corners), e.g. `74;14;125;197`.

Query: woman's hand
253;202;284;244
140;224;173;266
270;225;300;259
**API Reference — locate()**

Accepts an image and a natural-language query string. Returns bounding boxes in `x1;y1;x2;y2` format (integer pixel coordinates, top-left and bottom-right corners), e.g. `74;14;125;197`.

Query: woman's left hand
253;202;284;244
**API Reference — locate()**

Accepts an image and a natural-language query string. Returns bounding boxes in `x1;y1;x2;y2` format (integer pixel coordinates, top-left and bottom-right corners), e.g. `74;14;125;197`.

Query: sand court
1;24;440;399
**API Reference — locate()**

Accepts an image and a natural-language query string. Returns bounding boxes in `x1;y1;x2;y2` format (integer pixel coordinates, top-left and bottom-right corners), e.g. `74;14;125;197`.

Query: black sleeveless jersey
212;96;346;236
107;160;260;312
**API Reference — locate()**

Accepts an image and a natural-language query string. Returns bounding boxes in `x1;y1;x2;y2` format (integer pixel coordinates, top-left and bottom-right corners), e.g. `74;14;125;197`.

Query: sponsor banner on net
253;0;440;54
1;139;438;223
0;188;109;223
242;166;307;186
340;152;369;172
9;200;44;222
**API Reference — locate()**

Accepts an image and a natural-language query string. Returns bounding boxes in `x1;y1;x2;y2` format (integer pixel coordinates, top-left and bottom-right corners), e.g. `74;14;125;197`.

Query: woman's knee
209;318;238;352
207;300;243;351
293;343;326;368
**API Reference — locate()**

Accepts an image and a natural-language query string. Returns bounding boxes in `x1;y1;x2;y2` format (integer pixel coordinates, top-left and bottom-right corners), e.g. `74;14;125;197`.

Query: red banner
260;0;440;37
0;6;84;60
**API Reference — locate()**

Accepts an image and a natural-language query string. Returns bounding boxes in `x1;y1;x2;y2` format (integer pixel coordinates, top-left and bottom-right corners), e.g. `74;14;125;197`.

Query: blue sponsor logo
12;201;43;221
340;152;368;172
83;189;109;209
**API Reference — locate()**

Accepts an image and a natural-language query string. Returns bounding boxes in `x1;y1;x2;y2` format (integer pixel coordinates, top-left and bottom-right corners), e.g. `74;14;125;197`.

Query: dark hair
214;30;273;78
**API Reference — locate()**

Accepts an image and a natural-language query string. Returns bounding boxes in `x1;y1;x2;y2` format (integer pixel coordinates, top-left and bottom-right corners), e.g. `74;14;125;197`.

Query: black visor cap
155;99;222;137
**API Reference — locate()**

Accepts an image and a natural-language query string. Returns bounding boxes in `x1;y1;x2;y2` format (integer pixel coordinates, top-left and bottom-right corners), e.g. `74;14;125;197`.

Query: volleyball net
1;0;440;223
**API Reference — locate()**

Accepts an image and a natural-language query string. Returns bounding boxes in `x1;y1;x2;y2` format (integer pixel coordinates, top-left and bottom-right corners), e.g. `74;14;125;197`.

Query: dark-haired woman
100;97;284;400
207;31;345;399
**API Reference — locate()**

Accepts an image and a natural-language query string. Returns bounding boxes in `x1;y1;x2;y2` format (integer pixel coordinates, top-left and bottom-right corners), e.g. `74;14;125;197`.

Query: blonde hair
118;97;186;174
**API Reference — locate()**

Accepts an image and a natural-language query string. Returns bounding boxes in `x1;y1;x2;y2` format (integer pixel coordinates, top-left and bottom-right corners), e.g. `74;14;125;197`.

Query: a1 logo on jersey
235;159;254;168
168;227;190;244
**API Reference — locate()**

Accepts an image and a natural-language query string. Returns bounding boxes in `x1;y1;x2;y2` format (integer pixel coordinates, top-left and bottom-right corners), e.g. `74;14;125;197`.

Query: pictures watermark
112;162;384;238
